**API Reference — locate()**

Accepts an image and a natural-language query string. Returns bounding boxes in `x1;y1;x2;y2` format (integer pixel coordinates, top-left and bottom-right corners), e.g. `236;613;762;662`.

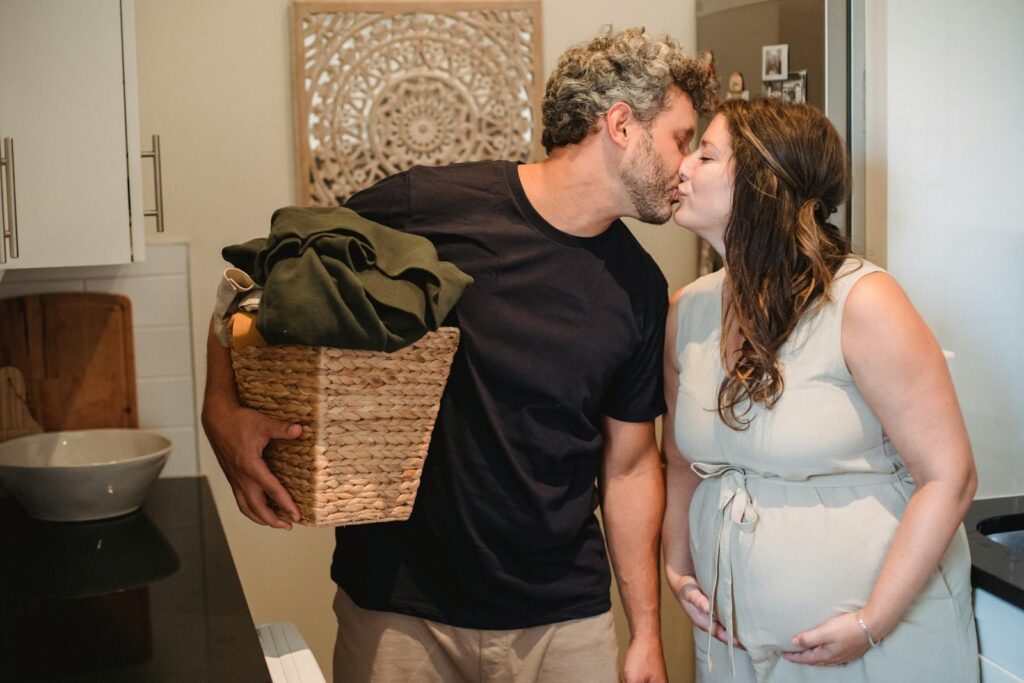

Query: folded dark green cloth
222;206;472;351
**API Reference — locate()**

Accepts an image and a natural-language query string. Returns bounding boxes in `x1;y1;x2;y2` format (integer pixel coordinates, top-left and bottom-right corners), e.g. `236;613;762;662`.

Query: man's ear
605;102;635;150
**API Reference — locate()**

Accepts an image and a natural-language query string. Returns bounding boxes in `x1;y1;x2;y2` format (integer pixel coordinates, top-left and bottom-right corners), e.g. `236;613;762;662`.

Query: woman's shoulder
830;256;889;302
671;268;726;309
669;269;725;354
836;255;885;279
836;258;922;352
843;261;907;318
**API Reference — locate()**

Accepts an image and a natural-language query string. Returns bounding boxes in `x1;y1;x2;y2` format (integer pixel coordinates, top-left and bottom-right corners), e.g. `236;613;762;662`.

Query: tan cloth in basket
229;312;267;350
213;268;263;348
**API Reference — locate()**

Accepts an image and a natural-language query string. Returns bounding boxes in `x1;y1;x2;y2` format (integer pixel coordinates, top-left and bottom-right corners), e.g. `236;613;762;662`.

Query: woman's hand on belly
782;612;871;667
676;578;742;648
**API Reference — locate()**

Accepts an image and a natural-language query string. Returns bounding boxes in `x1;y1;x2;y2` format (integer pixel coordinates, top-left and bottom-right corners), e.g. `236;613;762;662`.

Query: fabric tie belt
690;462;757;675
688;462;910;675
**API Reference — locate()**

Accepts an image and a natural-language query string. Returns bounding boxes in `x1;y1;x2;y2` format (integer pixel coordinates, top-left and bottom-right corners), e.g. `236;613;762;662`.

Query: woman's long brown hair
716;97;851;430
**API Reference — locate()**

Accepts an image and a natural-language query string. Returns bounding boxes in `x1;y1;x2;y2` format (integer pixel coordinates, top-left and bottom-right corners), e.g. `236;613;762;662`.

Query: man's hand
622;634;668;683
202;398;302;529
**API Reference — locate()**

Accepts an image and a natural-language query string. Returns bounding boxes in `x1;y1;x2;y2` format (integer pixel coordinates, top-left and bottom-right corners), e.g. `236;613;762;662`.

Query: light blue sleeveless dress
672;258;978;682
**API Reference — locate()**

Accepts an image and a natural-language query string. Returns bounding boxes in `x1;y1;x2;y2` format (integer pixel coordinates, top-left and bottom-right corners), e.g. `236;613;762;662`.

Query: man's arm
201;319;302;529
204;172;411;528
599;416;667;683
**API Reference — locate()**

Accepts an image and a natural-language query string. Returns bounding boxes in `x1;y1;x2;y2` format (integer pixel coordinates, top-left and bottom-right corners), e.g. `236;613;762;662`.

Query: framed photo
725;70;749;101
761;44;788;81
764;70;807;103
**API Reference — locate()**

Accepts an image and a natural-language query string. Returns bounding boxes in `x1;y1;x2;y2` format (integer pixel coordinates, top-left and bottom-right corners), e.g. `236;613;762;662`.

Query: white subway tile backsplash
0;244;200;476
137;376;196;428
149;426;200;478
0;279;85;299
0;267;89;283
135;326;194;378
85;274;189;326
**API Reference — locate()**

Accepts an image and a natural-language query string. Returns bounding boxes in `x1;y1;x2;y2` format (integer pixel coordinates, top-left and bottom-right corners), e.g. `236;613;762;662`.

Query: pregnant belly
689;479;907;650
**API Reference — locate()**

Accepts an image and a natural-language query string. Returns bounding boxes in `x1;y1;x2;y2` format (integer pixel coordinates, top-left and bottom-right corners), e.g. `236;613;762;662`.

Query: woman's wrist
666;571;697;600
855;610;882;647
858;603;897;642
665;563;695;584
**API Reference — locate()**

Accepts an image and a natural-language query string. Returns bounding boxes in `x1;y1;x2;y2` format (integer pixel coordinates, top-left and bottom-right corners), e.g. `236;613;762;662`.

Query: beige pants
332;588;619;683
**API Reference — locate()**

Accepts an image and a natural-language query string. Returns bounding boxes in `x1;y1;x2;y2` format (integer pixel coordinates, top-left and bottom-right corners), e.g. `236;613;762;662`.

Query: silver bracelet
855;609;881;648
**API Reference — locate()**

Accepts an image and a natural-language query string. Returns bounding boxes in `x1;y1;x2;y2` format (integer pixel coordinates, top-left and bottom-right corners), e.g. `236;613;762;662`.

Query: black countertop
966;494;1024;610
0;477;270;682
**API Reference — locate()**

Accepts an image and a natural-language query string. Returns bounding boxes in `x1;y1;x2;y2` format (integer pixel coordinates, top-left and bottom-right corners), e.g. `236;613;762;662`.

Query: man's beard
621;130;673;224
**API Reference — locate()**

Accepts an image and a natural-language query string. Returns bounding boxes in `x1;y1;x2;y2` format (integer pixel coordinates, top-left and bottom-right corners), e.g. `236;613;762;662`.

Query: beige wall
134;1;698;681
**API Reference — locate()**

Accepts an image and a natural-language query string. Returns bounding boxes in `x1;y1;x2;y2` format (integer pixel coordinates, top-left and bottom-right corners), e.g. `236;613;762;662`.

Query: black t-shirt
332;160;668;629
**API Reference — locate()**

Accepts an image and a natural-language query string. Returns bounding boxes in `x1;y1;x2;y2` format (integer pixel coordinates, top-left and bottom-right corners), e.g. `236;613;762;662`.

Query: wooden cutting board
0;366;43;442
0;293;137;431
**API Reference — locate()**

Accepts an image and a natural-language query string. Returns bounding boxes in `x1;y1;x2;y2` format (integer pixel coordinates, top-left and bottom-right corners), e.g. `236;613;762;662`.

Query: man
203;27;716;683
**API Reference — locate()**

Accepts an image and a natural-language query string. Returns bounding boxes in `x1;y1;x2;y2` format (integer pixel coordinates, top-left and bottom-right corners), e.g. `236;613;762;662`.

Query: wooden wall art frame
291;0;544;207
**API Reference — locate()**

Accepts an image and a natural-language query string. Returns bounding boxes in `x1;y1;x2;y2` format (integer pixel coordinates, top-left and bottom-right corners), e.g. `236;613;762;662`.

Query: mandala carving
293;2;543;206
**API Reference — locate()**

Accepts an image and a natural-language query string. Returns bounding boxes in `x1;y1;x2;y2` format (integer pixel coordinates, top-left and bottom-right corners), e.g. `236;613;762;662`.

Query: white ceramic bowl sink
0;429;171;522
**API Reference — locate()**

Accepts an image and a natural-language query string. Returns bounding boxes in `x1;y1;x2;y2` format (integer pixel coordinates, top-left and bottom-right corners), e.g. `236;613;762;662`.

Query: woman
662;97;979;682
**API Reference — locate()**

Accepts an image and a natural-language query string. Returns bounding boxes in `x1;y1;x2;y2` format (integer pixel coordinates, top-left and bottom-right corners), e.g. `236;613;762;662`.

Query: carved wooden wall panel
292;1;543;206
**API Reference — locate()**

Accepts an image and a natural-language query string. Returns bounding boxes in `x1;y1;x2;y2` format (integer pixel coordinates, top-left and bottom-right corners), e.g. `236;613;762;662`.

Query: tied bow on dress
690;462;760;675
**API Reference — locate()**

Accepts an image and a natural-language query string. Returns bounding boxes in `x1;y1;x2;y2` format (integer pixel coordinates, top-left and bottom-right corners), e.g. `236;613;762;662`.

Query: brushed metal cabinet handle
141;133;165;233
0;137;19;262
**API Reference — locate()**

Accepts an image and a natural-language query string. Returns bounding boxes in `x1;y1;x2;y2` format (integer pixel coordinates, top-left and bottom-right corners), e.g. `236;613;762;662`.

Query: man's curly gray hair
541;27;717;153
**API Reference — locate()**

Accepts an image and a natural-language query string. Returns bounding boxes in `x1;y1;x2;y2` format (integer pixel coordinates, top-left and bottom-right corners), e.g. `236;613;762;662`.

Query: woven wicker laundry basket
231;327;459;527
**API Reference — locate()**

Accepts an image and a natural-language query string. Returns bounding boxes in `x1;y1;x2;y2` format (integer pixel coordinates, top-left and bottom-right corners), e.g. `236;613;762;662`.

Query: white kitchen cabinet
976;588;1024;682
0;0;145;270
